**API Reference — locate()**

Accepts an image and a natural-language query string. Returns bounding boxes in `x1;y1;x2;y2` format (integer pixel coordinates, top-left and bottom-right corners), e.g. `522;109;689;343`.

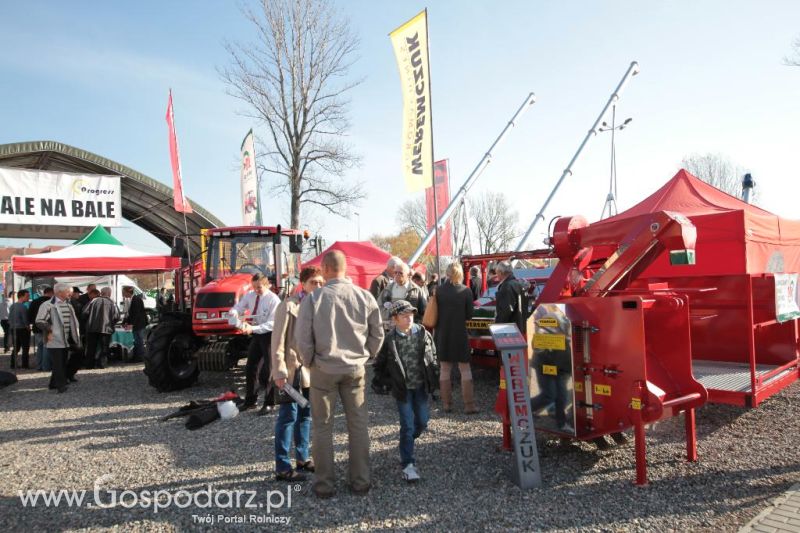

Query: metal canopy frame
0;141;224;256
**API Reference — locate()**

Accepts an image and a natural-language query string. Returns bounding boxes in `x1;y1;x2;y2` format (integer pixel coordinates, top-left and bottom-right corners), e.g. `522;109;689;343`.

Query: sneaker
402;463;420;483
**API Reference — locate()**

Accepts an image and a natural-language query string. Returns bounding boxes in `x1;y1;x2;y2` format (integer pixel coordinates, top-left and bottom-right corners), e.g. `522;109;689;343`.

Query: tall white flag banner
0;168;121;227
240;129;260;226
390;9;433;193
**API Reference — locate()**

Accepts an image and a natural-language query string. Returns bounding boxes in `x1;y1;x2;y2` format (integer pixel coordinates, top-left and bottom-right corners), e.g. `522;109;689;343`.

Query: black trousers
50;347;82;389
1;319;9;351
49;348;68;390
245;333;271;402
12;328;30;368
85;333;111;368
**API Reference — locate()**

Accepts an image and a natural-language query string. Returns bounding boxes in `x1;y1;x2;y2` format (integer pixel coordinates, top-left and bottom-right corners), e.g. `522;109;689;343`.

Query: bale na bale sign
0;168;121;228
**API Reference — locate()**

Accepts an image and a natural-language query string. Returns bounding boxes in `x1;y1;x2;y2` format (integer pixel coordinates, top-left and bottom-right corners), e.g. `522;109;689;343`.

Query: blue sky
1;1;798;253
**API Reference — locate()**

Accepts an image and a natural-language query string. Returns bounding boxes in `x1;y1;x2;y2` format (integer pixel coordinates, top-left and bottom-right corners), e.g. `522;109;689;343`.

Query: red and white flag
425;159;453;256
165;90;193;214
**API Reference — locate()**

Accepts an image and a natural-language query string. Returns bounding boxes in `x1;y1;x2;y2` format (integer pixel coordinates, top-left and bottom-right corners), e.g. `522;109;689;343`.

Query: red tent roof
601;169;775;221
303;241;391;289
592;169;800;274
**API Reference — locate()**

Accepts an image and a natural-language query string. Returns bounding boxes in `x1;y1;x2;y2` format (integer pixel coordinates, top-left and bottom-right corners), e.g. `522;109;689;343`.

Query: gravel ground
0;354;798;532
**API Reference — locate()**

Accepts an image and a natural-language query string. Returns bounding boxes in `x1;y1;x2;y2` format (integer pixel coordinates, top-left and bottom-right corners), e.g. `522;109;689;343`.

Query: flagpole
424;9;441;278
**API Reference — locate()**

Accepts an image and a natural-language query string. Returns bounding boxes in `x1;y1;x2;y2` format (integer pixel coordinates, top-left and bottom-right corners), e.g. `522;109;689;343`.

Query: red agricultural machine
144;225;312;391
493;170;800;484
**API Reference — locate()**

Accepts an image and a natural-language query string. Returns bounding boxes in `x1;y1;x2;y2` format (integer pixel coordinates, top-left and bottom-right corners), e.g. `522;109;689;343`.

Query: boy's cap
385;299;417;317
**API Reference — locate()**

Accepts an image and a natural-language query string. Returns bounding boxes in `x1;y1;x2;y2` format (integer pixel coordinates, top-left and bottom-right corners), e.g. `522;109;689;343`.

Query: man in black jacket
83;287;119;368
122;286;147;361
494;261;524;331
28;287;54;371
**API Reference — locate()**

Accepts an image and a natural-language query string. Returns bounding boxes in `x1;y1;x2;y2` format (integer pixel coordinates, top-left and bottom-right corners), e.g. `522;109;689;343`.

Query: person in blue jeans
270;267;325;482
373;300;439;483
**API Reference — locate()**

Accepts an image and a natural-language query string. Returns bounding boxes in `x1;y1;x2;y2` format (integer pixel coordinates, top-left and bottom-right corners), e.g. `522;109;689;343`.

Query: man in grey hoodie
36;283;81;393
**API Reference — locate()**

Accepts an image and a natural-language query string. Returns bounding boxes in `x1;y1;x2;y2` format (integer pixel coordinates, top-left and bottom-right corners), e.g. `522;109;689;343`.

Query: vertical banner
425;159;452;256
165;90;193;214
390;9;433;193
240;129;261;226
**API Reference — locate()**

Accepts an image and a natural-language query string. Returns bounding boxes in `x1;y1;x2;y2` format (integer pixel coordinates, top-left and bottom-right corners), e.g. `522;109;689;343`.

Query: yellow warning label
542;364;558;376
499;378;506;390
631;397;642;410
594;384;612;396
574;381;584;392
533;333;566;350
536;317;559;328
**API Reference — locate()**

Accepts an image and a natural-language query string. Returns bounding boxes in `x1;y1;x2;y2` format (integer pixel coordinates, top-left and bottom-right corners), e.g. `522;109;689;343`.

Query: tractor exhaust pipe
742;173;755;204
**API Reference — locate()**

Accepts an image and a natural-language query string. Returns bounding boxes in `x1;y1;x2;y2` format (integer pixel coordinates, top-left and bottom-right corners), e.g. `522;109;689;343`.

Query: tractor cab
192;226;303;336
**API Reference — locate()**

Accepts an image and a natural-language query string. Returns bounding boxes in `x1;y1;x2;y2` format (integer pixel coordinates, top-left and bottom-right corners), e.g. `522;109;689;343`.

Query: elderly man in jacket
82;287;119;369
36;283;81;393
369;256;402;300
494;261;524;330
295;250;384;499
378;262;427;326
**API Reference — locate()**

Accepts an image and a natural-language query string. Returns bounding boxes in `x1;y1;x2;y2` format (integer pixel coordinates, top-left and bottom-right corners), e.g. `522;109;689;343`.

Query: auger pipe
515;61;640;252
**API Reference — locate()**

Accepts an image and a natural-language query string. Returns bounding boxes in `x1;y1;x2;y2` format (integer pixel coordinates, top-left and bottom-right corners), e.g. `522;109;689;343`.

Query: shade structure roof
590;169;800;275
12;225;181;276
303;241;392;290
0;140;225;257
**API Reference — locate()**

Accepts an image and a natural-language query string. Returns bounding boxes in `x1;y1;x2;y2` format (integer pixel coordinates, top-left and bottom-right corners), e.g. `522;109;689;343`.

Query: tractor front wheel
144;319;199;391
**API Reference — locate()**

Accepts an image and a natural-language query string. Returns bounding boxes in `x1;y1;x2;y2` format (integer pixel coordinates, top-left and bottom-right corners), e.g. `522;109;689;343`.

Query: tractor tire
144;319;199;392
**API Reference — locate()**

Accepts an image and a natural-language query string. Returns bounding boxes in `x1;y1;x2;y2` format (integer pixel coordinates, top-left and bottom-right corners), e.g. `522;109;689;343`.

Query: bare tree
681;152;751;200
396;198;428;238
221;0;365;229
470;192;519;254
396;197;471;256
784;35;800;66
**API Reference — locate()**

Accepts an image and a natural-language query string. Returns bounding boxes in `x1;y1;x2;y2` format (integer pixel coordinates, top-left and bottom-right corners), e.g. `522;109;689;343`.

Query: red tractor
144;225;311;391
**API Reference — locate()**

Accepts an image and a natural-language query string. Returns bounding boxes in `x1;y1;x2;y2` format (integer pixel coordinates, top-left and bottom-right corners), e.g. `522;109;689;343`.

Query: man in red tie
229;273;281;410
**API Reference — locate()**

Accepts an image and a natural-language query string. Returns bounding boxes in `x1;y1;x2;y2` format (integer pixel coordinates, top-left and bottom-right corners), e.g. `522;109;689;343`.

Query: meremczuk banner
0;167;121;227
774;273;800;323
390;9;433;193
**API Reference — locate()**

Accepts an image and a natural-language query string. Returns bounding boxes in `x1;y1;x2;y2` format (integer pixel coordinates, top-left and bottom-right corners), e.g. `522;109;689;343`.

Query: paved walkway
740;483;800;533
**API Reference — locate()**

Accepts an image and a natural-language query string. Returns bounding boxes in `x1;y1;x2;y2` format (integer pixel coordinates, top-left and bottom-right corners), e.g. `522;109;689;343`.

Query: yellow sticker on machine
533;333;566;350
631;397;642;410
536;317;559;328
574;381;584;392
466;320;491;330
542;364;558;376
594;384;612;396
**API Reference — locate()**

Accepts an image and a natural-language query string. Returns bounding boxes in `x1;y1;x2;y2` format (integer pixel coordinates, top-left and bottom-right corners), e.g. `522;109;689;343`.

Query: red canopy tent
303;241;391;289
591;169;800;276
11;225;181;276
587;170;800;407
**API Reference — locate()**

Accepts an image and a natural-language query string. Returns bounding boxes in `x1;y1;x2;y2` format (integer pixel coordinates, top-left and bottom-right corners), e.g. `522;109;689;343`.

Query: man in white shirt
229;273;281;410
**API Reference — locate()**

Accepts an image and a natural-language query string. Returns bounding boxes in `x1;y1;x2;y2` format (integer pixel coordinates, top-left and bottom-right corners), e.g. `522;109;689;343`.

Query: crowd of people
233;249;526;498
1;282;149;392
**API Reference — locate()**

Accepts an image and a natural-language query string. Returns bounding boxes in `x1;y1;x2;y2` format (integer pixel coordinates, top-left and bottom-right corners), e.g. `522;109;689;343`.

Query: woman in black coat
433;263;476;413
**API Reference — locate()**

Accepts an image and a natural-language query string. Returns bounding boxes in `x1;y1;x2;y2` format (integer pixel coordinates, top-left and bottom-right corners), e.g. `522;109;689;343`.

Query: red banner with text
425;160;452;256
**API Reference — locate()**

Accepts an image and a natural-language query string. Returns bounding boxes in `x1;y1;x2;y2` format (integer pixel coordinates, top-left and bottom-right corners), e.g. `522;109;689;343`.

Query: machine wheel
144;319;199;392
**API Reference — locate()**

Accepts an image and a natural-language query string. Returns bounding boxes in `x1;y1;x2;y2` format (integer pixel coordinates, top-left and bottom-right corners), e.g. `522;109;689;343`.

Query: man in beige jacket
270;266;325;482
295;250;384;498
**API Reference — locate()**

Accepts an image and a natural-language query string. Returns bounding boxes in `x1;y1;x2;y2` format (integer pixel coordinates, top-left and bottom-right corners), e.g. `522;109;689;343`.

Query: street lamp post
598;105;633;219
354;212;361;240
